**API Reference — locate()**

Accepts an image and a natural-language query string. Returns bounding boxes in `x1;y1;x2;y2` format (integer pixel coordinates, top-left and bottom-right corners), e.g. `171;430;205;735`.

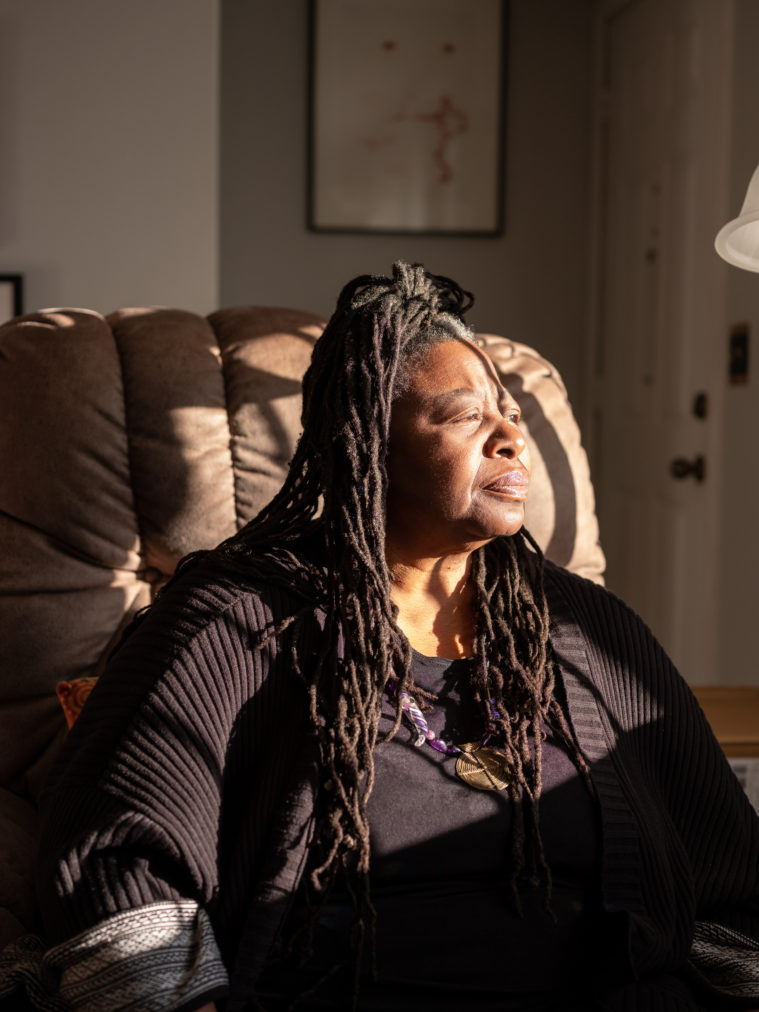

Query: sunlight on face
386;340;530;559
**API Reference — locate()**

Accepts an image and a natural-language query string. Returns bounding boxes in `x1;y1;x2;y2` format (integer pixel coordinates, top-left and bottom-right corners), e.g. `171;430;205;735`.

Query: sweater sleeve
647;636;759;1005
34;571;291;1011
545;564;759;1006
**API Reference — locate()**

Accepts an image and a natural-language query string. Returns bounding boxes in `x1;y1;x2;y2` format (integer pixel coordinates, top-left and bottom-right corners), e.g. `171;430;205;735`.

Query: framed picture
0;275;23;324
308;0;508;235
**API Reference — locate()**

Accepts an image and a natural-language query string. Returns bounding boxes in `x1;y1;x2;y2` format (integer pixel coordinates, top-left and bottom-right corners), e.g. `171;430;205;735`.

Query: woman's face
386;339;530;558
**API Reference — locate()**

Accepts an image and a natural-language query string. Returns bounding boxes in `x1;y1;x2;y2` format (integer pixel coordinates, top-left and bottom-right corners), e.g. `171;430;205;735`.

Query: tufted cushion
480;334;605;583
0;306;322;792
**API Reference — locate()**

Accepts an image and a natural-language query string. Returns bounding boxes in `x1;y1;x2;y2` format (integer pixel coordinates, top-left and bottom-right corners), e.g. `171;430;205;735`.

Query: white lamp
715;164;759;271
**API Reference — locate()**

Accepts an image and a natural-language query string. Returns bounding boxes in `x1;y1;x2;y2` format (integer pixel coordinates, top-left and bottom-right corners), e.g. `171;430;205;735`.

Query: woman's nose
485;416;525;458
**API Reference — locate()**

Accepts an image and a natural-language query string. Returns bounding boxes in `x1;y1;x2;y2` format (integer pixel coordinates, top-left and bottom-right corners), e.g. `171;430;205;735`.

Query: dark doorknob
670;455;705;482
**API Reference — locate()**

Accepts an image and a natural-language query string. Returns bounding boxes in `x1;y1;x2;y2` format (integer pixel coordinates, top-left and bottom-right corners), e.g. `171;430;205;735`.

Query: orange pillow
55;677;97;729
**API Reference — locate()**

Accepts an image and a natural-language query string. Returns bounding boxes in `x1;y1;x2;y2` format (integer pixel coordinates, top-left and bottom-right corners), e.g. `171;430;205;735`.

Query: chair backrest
480;333;605;583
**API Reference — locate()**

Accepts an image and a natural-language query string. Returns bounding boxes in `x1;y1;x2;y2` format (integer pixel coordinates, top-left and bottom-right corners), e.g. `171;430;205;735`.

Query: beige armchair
0;304;605;946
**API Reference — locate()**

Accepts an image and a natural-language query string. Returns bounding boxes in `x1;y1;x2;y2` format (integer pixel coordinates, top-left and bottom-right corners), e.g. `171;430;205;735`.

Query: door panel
594;0;729;683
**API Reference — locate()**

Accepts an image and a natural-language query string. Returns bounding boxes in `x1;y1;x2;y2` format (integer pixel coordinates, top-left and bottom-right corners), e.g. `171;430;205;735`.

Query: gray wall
220;0;596;420
0;0;220;316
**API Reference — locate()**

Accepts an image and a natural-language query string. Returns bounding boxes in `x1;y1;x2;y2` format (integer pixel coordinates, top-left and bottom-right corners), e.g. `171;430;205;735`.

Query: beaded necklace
387;678;512;792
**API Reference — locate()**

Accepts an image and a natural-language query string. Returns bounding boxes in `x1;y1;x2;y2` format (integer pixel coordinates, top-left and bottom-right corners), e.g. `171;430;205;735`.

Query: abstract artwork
308;0;507;234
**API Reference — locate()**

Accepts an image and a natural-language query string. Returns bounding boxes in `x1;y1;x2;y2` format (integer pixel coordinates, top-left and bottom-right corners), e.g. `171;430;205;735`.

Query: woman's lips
482;470;529;501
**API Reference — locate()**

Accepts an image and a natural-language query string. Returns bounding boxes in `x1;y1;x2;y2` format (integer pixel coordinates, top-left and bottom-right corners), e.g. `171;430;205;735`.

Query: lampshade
715;164;759;271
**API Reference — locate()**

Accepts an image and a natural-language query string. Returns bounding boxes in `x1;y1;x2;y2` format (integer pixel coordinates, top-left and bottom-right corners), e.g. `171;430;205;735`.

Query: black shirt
259;650;611;1010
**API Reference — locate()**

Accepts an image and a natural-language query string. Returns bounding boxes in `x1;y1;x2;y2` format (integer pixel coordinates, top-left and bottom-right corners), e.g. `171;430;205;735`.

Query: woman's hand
195;1005;217;1012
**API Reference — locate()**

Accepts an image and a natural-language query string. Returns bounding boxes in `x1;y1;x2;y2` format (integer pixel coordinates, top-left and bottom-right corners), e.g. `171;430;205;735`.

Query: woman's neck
387;551;476;659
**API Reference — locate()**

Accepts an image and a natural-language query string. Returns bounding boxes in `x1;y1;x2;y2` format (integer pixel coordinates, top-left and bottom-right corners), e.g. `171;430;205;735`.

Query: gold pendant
455;742;511;791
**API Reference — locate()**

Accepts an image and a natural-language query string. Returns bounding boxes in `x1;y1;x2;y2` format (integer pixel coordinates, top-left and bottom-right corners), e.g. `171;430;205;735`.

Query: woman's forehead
402;339;513;403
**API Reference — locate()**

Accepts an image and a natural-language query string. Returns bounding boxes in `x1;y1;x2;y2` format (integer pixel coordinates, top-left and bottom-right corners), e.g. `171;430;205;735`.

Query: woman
28;263;759;1010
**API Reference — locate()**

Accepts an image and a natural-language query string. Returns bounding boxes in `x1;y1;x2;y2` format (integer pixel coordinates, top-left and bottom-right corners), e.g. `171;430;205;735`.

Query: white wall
0;0;219;316
219;0;596;422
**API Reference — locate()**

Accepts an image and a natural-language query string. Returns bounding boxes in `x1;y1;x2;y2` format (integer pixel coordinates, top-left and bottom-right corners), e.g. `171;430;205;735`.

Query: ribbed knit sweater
30;558;759;1012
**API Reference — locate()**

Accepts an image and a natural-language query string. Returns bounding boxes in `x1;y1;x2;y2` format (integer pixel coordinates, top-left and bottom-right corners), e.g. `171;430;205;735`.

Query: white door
591;0;731;684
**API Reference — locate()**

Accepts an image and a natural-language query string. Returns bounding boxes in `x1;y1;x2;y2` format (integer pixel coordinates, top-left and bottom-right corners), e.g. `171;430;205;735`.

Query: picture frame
0;274;23;324
308;0;508;235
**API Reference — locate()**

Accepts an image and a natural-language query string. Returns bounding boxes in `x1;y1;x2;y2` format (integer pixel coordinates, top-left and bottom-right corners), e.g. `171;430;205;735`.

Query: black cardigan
28;558;759;1011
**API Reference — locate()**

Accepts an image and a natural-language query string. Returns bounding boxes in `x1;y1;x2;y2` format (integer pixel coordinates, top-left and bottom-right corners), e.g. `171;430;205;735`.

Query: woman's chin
471;504;526;541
